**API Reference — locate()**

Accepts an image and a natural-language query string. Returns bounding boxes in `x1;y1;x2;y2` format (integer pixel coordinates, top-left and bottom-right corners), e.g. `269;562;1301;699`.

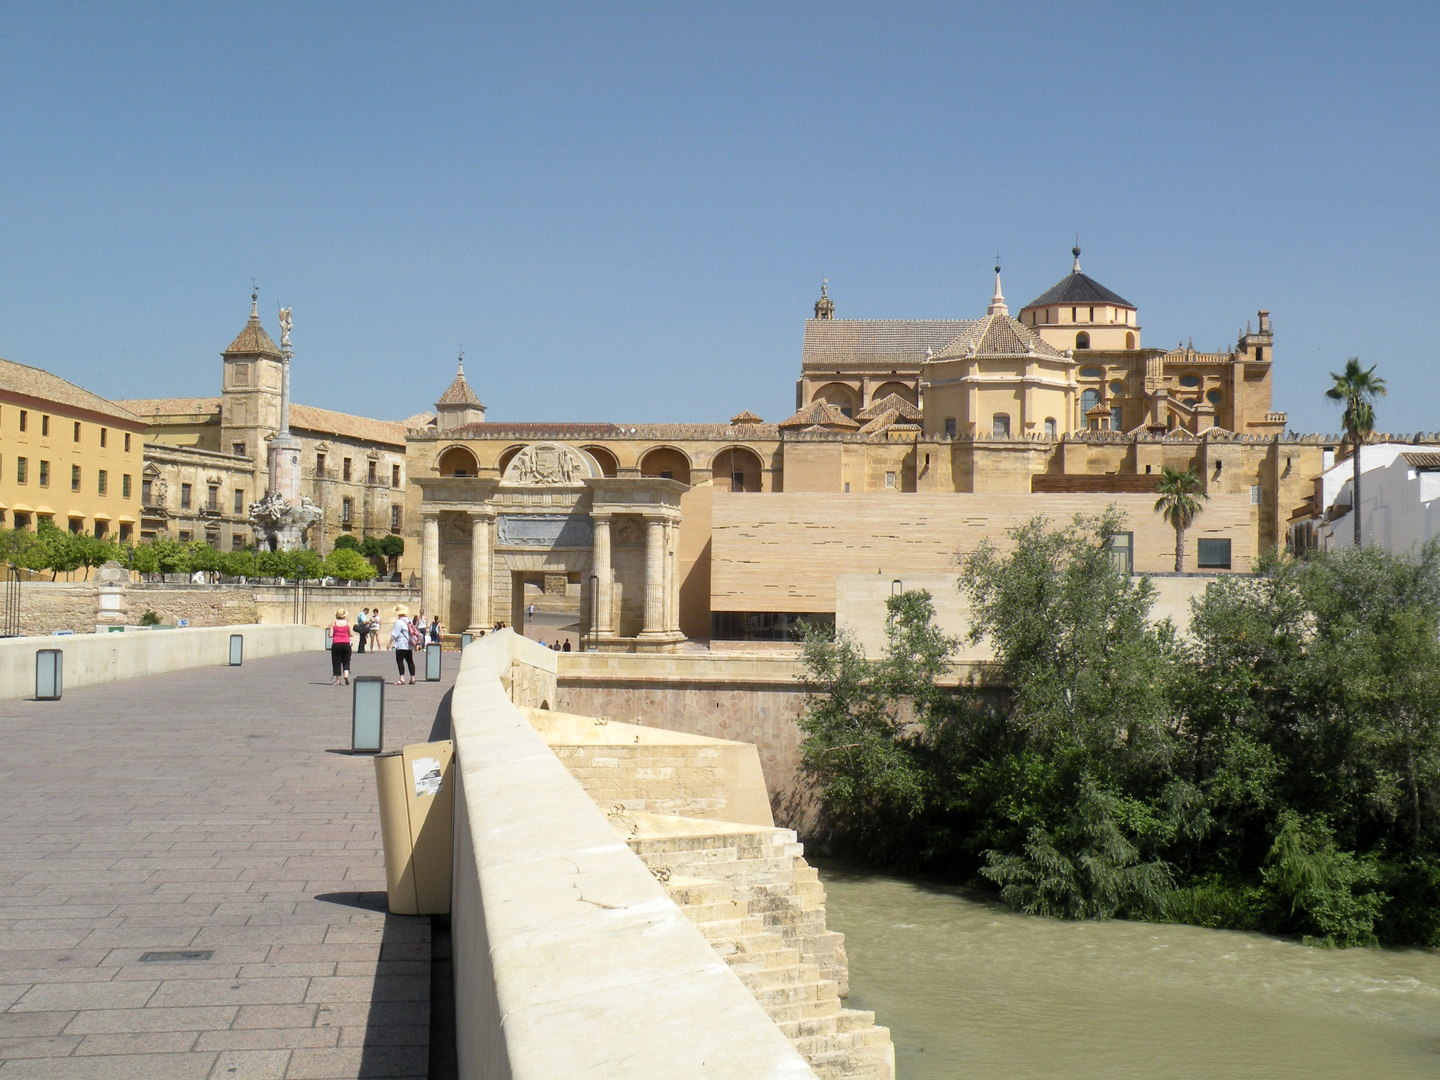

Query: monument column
467;511;492;632
592;513;613;636
640;515;665;637
421;512;441;618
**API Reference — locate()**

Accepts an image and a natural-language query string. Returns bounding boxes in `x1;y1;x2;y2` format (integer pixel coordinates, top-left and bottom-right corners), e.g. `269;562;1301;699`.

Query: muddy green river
816;862;1440;1079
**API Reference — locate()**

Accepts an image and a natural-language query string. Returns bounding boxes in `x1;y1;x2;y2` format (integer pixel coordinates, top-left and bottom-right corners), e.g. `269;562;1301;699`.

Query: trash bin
374;740;454;915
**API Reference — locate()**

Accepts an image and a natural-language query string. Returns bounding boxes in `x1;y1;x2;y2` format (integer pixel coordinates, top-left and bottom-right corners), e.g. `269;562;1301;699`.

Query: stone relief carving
613;517;644;546
502;442;596;486
497;513;594;548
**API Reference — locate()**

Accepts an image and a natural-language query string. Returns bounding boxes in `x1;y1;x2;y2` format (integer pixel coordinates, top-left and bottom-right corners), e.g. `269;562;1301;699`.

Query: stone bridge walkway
0;647;457;1079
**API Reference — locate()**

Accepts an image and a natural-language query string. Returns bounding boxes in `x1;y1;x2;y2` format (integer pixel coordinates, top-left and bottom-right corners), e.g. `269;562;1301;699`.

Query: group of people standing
328;606;443;687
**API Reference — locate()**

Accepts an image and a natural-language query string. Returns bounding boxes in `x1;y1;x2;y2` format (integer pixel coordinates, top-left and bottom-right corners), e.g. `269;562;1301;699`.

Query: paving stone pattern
0;648;456;1079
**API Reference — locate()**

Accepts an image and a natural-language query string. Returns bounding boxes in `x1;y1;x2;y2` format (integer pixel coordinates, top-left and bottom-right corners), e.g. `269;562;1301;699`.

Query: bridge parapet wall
450;635;819;1079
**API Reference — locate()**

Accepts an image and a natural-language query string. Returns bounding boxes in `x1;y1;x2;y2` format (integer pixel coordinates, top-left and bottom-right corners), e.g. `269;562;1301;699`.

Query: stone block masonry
0;651;457;1079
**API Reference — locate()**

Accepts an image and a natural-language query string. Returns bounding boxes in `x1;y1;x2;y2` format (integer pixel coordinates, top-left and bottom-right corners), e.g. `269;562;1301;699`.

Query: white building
1303;443;1440;554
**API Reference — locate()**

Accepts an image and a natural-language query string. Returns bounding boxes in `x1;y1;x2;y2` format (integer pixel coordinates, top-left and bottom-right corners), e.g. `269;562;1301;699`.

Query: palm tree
1154;466;1208;572
1325;358;1386;547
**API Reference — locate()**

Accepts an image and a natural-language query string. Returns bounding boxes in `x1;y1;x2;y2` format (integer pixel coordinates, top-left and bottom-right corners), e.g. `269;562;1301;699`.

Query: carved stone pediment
501;442;600;486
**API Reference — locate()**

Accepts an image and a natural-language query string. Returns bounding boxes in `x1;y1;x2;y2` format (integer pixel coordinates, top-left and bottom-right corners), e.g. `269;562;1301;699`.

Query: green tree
378;534;405;573
798;591;959;863
219;549;254;578
1153;466;1208;572
37;521;84;579
1325;357;1386;548
130;542;159;576
257;549;294;578
323;547;376;582
151;538;192;576
189;541;222;579
291;549;324;580
333;534;361;552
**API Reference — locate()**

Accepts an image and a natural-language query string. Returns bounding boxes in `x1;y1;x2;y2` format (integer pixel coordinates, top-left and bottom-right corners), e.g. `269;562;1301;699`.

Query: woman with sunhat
388;605;417;685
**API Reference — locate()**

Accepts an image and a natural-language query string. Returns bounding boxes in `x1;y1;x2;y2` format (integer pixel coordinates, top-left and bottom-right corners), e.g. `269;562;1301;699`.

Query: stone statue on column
250;306;320;551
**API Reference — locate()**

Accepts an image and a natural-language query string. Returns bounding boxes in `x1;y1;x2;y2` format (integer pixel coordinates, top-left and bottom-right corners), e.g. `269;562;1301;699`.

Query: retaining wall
0;623;322;700
450;634;818;1079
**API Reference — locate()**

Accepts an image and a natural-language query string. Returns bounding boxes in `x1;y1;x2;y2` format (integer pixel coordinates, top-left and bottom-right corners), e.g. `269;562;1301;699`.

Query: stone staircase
616;811;895;1080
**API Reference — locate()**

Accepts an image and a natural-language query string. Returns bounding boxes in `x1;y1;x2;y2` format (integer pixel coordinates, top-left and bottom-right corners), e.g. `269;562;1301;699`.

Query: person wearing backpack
354;608;369;654
389;605;417;685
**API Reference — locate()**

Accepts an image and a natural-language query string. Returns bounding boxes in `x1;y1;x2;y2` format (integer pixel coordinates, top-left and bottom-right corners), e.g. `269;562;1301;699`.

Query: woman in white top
389;606;417;685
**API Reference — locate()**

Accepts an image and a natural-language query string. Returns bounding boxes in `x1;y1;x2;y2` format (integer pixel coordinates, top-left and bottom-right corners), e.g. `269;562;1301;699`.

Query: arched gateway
414;441;686;651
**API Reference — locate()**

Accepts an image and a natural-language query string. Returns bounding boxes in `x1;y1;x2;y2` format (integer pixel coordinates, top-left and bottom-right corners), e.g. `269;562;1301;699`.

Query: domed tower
434;355;486;431
1018;246;1140;353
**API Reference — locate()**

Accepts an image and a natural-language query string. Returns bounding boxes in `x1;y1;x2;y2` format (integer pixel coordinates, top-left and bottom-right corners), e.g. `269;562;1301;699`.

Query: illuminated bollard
351;676;385;753
425;642;442;682
229;634;243;666
35;649;62;701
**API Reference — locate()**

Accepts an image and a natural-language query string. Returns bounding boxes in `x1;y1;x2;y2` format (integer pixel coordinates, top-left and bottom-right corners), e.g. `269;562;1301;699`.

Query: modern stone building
406;252;1334;646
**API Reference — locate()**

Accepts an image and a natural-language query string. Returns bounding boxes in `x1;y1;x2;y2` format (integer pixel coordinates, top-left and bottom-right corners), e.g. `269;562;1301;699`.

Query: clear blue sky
1;2;1436;434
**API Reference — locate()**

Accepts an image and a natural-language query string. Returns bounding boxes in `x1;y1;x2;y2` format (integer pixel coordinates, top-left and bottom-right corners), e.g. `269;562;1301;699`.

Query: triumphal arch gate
415;442;687;650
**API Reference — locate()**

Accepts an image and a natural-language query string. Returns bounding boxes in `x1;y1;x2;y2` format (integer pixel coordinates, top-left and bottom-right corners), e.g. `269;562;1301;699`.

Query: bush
139;610;160;626
333;534;361;552
1259;811;1386;947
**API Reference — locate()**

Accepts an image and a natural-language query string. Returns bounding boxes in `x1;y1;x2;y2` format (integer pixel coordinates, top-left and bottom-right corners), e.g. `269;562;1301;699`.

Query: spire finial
813;278;835;319
457;348;465;377
987;256;1008;316
1072;238;1081;274
250;279;259;318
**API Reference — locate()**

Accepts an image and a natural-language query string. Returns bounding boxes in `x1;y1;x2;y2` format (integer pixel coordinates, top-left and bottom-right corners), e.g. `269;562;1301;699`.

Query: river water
816;861;1440;1079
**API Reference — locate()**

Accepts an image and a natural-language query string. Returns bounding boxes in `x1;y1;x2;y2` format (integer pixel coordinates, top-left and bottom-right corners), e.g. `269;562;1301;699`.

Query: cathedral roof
856;393;922;422
778;401;861;430
730;409;764;425
223;297;283;358
1024;271;1134;310
930;313;1066;361
802;320;978;367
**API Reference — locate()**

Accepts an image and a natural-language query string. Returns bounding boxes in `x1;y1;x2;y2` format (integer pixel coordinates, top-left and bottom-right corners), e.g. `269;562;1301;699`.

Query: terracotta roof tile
116;397;222;418
932;314;1066;361
856;394;922;422
288;404;406;446
778;401;861;430
1401;452;1440;470
802;320;977;367
730;409;764;425
223;312;282;358
436;369;484;407
0;358;144;426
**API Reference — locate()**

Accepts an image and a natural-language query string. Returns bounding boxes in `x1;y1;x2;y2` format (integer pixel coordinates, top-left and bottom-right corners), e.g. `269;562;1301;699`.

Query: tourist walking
355;608;369;654
429;617;441;644
389;606;417;685
330;610;352;685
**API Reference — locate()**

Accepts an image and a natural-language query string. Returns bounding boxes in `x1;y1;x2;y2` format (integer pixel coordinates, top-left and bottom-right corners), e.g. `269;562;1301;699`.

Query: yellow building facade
0;358;146;541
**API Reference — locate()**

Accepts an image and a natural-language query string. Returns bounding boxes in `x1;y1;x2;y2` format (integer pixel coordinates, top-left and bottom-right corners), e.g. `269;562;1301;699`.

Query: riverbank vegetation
798;512;1440;947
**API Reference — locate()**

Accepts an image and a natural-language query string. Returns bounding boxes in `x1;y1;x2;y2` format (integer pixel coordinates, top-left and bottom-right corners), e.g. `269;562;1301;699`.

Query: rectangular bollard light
425;642;442;681
35;649;62;701
460;632;472;649
352;676;385;753
229;634;243;666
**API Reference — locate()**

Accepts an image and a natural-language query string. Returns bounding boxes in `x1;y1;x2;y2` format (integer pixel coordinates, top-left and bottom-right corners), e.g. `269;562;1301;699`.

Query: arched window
639;447;691;485
1075;331;1090;350
497;445;525;475
581;445;619;476
713;447;764;492
991;414;1010;438
1081;388;1101;412
1125;331;1135;350
813;382;859;418
437;446;479;477
1044;417;1057;439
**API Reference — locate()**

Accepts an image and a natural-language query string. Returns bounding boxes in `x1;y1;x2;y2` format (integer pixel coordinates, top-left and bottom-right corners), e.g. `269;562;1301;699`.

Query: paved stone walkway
0;646;457;1079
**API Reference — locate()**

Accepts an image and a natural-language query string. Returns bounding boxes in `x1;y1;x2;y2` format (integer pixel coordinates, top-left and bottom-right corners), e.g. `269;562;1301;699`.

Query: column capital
466;508;496;521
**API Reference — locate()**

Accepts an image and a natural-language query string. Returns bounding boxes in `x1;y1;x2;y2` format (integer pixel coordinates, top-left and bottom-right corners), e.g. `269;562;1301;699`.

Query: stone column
592;513;613;636
468;511;492;631
664;520;677;633
640;516;665;637
421;512;441;619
